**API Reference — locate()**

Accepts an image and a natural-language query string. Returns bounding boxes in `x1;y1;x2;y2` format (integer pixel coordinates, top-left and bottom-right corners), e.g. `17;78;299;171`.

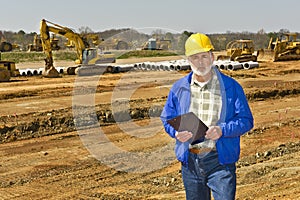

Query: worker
160;33;253;200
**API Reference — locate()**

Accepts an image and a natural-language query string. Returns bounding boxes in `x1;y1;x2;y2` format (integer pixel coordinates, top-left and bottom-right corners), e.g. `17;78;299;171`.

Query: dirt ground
0;56;299;200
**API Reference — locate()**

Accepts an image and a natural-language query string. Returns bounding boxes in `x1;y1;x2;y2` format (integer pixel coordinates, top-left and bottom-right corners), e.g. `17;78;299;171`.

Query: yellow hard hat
185;33;214;56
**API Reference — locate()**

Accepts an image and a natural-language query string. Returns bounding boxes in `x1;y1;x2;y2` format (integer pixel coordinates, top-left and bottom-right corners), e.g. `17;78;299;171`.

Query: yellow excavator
40;19;116;77
257;33;300;62
65;33;103;49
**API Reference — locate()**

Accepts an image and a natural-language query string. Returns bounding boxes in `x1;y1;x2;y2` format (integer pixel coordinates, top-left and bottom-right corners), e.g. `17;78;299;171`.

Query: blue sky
1;0;299;34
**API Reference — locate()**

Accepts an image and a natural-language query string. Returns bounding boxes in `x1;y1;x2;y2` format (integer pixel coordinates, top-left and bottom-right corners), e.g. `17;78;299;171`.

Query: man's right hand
175;131;193;142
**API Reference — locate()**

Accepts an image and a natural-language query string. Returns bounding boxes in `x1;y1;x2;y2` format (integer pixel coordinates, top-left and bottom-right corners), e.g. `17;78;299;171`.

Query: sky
1;0;299;34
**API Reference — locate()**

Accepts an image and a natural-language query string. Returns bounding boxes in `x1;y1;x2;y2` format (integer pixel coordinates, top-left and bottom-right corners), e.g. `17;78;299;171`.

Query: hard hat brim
185;48;213;57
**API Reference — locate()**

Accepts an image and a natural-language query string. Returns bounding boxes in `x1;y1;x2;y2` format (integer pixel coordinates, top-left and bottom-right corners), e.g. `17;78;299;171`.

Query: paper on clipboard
167;112;208;144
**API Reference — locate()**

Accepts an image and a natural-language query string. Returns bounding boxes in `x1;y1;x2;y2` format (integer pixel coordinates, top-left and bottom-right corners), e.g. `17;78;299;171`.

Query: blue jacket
160;67;254;166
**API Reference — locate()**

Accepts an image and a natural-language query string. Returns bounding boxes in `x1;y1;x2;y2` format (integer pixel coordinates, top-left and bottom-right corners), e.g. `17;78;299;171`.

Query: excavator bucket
42;66;60;78
257;49;276;62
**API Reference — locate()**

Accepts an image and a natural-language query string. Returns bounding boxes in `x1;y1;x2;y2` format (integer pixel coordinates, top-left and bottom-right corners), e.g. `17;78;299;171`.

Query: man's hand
205;126;222;140
175;131;193;142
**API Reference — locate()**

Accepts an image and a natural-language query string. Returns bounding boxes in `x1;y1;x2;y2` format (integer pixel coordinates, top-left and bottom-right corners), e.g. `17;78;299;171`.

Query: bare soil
0;56;299;199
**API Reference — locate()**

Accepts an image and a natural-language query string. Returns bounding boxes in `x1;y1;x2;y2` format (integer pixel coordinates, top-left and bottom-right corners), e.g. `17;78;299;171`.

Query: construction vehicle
28;34;60;52
217;40;257;62
98;38;129;50
0;31;22;52
0;53;20;82
27;34;43;51
115;40;129;50
257;33;300;62
0;41;13;52
65;33;103;49
142;38;171;50
81;33;103;47
39;19;116;77
0;31;13;52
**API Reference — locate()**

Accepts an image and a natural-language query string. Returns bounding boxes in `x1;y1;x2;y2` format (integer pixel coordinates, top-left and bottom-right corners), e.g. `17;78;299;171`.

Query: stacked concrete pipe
16;59;259;77
113;64;135;73
242;61;259;69
227;62;243;71
214;60;259;71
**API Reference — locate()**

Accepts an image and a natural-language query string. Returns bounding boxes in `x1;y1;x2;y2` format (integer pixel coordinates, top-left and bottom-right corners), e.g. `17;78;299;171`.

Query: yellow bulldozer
257;33;300;62
0;41;13;52
217;40;257;62
28;34;60;52
0;31;18;52
0;53;20;82
97;38;129;50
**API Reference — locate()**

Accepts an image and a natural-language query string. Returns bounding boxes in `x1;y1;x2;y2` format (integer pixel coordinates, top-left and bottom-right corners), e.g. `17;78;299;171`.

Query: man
160;33;253;200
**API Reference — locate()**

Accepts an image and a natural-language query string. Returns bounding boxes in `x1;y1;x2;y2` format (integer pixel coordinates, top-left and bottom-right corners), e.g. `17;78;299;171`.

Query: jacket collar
183;66;224;89
187;66;233;91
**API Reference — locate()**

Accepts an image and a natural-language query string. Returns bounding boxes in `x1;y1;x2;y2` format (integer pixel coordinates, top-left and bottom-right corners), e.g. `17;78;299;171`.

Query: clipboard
167;112;208;144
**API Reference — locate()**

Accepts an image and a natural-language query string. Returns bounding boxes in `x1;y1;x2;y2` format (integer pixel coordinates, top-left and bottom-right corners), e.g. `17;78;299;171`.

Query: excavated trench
1;63;300;143
0;86;299;143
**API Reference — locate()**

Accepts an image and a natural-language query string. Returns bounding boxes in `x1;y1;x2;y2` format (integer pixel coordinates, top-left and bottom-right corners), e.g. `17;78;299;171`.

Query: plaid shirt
189;70;222;149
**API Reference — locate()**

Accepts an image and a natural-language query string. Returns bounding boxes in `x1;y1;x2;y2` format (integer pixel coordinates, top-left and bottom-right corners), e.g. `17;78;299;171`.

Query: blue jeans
181;151;236;200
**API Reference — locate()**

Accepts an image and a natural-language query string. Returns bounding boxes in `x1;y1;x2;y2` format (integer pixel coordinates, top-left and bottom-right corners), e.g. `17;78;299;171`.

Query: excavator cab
82;48;116;65
82;49;97;64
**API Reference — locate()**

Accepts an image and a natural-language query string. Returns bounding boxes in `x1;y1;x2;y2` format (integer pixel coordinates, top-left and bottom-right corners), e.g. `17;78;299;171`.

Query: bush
117;50;178;59
1;51;77;63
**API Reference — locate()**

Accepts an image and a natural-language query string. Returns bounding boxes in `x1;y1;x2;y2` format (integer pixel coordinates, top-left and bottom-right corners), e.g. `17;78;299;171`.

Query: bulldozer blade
257;49;275;62
42;67;60;78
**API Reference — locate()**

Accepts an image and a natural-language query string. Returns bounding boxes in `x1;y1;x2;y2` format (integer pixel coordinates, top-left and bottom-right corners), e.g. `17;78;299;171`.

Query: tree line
0;28;298;53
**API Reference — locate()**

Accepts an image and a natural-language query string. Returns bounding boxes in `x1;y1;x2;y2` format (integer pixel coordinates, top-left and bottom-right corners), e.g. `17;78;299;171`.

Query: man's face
188;51;214;76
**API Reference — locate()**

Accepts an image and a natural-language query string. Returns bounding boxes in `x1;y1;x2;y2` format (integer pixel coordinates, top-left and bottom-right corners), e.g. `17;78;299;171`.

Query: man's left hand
205;126;222;140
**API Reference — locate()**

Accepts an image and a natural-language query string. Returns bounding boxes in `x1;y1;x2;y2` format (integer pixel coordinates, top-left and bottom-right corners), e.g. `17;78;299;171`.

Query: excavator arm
40;19;59;77
40;19;89;77
40;19;116;77
41;19;88;64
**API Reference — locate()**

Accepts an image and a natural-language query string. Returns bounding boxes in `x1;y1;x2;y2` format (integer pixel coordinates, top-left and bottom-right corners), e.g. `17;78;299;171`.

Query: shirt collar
191;70;217;89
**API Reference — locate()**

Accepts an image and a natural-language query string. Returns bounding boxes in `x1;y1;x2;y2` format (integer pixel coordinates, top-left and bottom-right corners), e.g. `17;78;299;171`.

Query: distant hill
97;28;132;40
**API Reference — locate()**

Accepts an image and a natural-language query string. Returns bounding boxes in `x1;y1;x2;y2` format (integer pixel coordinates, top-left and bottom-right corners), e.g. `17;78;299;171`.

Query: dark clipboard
167;112;208;144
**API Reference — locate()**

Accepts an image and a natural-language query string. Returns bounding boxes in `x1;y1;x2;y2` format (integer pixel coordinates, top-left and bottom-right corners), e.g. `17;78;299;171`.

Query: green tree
177;31;193;54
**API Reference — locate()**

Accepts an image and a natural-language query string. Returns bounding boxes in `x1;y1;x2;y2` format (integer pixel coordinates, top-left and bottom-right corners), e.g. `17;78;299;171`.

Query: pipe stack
16;59;259;77
214;60;259;71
